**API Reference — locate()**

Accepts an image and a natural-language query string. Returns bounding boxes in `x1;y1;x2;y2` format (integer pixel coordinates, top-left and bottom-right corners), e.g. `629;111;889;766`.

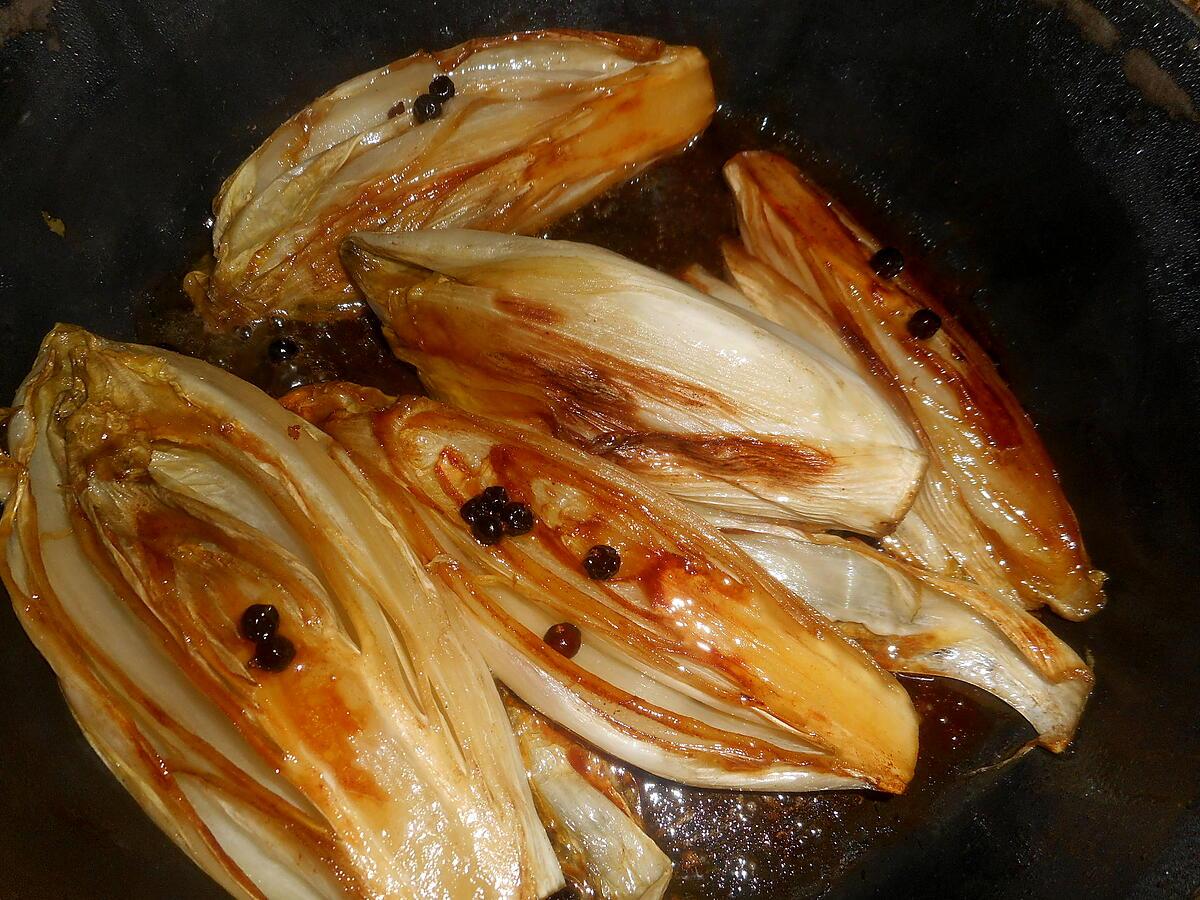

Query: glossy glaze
136;115;1065;899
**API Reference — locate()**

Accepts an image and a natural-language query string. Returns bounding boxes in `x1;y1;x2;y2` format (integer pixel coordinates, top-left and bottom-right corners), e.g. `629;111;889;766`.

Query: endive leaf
505;692;672;900
202;30;715;330
678;258;1094;747
699;246;1037;611
0;326;561;899
342;228;927;536
724;152;1105;620
718;522;1092;750
282;384;920;793
689;240;867;370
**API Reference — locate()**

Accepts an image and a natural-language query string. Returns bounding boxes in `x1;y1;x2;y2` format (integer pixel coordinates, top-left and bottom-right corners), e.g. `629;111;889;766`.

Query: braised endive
0;326;562;899
690;247;996;596
714;520;1091;750
687;252;1092;748
200;30;715;330
724;151;1105;620
504;693;672;900
282;384;920;793
341;229;927;536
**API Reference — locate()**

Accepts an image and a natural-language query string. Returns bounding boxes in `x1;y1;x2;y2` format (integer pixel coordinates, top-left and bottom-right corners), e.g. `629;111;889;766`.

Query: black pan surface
1;1;1198;897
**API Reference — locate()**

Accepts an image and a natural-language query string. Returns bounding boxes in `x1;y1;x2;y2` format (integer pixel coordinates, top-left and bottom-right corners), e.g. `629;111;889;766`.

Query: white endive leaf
685;254;1094;748
721;522;1092;751
203;30;715;330
0;326;561;899
283;385;920;794
505;694;672;900
724;151;1105;620
697;245;1036;614
343;229;927;536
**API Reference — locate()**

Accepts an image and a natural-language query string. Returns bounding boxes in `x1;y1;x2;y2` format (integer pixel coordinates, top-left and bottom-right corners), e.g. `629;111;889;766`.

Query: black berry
460;495;490;525
413;94;442;124
471;516;504;546
480;485;509;511
583;545;621;580
250;633;296;672
502;502;535;536
907;308;942;340
429;74;455;101
240;604;280;642
267;338;299;362
543;622;582;659
870;247;905;279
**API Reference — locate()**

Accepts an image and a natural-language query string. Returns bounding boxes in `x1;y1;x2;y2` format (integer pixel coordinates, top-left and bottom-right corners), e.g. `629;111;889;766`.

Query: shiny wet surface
3;1;1199;896
136;115;1048;900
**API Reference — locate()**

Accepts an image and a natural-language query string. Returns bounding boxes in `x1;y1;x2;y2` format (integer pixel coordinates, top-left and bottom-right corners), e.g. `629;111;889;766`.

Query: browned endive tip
198;30;716;331
724;150;1105;621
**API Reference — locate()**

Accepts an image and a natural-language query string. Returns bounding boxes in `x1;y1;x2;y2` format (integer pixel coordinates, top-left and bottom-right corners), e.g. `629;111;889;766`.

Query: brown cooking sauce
136;112;1037;898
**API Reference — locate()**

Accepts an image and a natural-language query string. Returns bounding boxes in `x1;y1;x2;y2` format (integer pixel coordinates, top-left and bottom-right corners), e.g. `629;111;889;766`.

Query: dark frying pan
2;1;1198;897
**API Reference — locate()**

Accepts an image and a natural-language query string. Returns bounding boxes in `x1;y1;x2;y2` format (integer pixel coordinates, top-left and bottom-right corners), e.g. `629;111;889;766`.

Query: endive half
201;30;715;330
282;384;920;793
713;519;1092;750
705;238;1009;598
341;229;927;536
0;326;561;899
687;253;1092;747
724;151;1106;620
505;692;672;900
697;248;1034;605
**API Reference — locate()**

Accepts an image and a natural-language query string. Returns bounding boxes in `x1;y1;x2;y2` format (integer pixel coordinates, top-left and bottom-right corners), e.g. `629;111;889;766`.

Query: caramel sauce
136;112;1036;899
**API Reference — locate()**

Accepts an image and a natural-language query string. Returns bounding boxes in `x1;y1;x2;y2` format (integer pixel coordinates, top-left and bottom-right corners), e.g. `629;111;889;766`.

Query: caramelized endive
0;326;561;899
718;521;1092;750
724;151;1105;620
602;255;1097;749
504;693;672;900
199;30;715;329
341;228;927;536
284;384;921;794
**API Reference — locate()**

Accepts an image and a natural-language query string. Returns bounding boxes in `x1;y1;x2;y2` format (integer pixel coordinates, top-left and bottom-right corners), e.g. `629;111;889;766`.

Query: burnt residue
1122;47;1200;121
1038;0;1122;49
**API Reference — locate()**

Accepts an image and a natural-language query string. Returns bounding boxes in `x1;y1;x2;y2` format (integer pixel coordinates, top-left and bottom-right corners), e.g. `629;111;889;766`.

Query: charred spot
583;430;640;456
628;365;731;413
597;432;834;482
534;358;629;408
493;294;566;327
